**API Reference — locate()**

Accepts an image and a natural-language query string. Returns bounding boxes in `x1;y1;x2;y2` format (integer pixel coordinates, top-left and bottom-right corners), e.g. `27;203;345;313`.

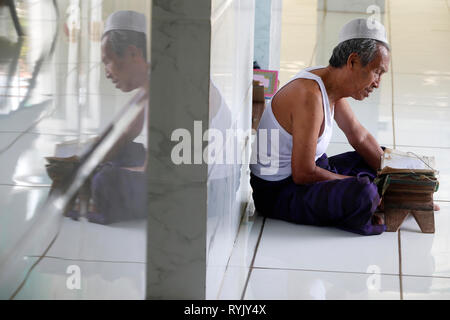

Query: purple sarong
90;142;147;224
250;151;386;235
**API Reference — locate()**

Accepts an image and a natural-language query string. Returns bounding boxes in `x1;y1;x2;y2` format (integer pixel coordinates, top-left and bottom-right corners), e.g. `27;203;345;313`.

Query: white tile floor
219;0;450;300
14;258;146;300
1;0;449;300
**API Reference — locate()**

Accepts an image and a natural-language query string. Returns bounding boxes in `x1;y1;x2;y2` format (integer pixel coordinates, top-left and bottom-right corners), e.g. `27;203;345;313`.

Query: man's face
101;36;137;92
349;45;390;100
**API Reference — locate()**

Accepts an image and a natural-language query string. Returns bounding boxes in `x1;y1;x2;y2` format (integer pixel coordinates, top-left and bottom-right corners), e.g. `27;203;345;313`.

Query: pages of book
380;148;436;174
53;137;98;158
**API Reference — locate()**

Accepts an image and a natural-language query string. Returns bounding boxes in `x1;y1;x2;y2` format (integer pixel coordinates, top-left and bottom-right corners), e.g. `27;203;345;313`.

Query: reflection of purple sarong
250;151;386;235
91;142;147;224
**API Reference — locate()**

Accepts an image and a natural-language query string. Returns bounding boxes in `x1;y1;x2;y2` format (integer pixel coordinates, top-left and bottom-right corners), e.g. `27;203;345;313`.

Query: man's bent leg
90;163;147;224
270;175;385;235
327;151;378;180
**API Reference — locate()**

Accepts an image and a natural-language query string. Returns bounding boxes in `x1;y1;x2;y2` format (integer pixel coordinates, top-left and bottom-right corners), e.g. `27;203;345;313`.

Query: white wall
207;0;255;299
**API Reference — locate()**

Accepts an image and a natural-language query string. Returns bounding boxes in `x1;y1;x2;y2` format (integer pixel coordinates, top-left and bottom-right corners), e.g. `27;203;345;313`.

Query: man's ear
127;45;142;60
346;52;360;70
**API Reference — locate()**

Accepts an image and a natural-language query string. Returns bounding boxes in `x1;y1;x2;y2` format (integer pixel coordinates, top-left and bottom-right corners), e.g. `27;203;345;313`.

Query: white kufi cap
339;18;389;47
103;10;147;37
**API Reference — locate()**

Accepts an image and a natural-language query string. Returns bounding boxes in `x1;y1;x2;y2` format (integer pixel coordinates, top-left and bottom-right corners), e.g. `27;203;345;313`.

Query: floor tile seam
392;140;450;150
281;22;321;27
329;142;395;147
387;1;396;150
251;265;401;278
9;231;59;300
27;130;106;136
400;273;450;280
0;62;102;67
330;138;395;146
393;103;450;110
0;183;51;188
388;0;402;300
0;130;76;135
0;132;40;155
25;255;146;265
215;208;249;299
392;72;450;77
0;103;56;155
13;92;124;97
398;230;404;300
399;198;450;285
14;62;98;83
240;217;266;300
13;17;101;23
11;18;62;22
394;144;450;150
0;130;101;138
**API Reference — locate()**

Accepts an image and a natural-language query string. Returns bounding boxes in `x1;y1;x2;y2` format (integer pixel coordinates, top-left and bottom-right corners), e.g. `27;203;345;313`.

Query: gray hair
329;38;389;68
103;29;147;61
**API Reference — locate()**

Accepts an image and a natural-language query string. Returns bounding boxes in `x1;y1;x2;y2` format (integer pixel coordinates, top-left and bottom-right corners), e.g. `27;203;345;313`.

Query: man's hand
45;156;80;182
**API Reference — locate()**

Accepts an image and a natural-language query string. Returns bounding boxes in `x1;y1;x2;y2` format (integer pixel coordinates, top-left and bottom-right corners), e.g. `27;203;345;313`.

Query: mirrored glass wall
0;0;151;299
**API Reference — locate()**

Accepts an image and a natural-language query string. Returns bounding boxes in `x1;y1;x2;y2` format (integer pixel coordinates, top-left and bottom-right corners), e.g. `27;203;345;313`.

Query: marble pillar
146;0;211;299
147;0;255;299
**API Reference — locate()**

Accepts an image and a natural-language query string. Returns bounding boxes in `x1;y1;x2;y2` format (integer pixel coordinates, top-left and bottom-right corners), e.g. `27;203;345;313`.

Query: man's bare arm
101;106;145;163
289;84;350;184
334;98;383;171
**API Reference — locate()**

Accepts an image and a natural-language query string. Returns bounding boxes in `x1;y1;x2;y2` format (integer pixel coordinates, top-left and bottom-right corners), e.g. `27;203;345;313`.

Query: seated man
70;10;149;224
250;19;391;235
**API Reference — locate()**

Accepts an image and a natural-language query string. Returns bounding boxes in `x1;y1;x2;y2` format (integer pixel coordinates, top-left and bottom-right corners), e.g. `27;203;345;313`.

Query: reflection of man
74;10;149;224
250;19;392;235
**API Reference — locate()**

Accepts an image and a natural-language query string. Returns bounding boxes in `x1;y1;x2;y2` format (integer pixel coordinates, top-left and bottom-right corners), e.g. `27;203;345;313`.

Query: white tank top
250;66;334;181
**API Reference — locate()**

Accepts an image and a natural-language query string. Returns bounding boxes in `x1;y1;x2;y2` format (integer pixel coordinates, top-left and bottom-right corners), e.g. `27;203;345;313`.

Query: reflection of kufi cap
339;18;389;47
103;10;147;37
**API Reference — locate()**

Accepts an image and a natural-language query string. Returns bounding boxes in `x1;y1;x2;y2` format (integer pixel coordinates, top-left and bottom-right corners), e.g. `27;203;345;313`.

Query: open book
52;137;98;158
379;148;437;175
375;148;439;196
45;137;101;188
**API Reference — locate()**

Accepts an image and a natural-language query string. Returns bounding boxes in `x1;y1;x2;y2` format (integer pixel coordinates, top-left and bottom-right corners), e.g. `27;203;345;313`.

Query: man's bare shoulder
271;77;323;134
275;78;322;107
